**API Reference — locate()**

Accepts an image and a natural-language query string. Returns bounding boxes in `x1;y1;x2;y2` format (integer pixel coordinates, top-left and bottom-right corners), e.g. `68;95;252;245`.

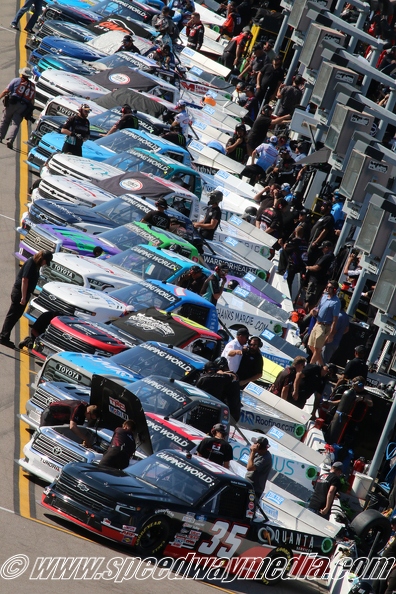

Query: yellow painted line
18;11;34;520
27;514;98;543
205;583;236;594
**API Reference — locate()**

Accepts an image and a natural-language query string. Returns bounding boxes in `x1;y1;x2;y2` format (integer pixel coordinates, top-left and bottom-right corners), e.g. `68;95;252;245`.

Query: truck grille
56;473;114;512
28;205;65;227
39;180;78;203
45;325;96;355
31;385;60;410
49;161;84;179
35;289;76;316
23;228;57;253
33;433;86;465
37;122;60;138
37;81;59;100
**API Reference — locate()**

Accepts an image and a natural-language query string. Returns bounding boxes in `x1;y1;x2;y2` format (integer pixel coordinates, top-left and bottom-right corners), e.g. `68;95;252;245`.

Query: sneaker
18;336;33;350
0;338;15;349
24;28;33;34
6;141;13;150
10;23;19;30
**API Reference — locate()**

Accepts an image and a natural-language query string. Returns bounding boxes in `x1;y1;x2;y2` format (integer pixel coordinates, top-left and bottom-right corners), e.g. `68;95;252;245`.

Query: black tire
350;509;391;555
135;516;171;556
259;545;293;585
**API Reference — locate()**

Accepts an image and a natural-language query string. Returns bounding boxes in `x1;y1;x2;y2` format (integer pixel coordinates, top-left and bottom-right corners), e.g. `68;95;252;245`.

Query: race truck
17;221;199;263
27;128;191;172
19;194;195;240
41;447;389;576
23;373;229;432
31;307;223;360
30;176;117;208
33;342;207;391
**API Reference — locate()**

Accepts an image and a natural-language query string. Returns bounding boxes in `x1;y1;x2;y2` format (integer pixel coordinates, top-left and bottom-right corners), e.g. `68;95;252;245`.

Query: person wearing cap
255;56;284;104
176;265;207;295
0;67;35;149
152;7;177;40
304;242;336;310
231;81;247;104
322;297;350;365
221;27;252;69
0;250;53;349
308;280;341;366
148;43;175;70
236;336;264;388
11;0;43;33
161;123;187;148
226;123;248;163
307;461;343;519
105;104;139;136
221;327;250;373
245;437;272;501
238;44;267;84
196;424;233;468
280;183;294;203
141;198;170;230
185;12;204;51
116;34;140;54
308;201;335;262
255;196;287;239
60;104;91;157
172;100;191;138
291;363;330;414
335;346;369;387
246;104;273;155
241;85;260;125
193;190;223;240
276;75;304;117
201;264;229;306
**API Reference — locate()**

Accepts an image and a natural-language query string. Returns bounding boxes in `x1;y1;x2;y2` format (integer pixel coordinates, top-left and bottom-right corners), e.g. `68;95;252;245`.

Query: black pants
99;446;131;470
0;289;29;340
222;51;235;69
62;140;83;157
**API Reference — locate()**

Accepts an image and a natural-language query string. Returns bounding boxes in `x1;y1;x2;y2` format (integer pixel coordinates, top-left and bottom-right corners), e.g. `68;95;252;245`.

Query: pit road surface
0;4;328;593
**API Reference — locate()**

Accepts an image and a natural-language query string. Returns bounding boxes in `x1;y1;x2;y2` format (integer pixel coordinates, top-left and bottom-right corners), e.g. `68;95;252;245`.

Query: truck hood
39;36;107;61
29;199;117;229
39;68;109;97
37;175;116;206
38;133;113;161
45;154;121;180
39;282;127;316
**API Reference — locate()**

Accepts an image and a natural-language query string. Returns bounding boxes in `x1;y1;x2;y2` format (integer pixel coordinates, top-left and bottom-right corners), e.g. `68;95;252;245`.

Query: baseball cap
267;39;275;47
270;135;278;144
321;200;332;208
190;265;202;273
281;183;291;192
80;103;91;112
155;198;168;208
123;34;133;41
19;67;33;78
332;461;343;469
212;423;227;434
242;26;251;33
320;240;333;248
175;99;186;108
252;437;269;447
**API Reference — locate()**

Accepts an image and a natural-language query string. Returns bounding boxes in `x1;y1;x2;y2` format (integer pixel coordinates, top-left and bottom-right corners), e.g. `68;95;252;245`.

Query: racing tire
135;516;171;557
258;545;293;585
350;509;391;555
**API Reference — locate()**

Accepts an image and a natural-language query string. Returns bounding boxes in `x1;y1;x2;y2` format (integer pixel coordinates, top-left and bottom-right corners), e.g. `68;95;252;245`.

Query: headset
248;336;263;348
215;265;228;275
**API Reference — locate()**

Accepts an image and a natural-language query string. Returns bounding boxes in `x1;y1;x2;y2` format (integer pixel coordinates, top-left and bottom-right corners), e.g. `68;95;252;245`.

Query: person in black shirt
61;103;91;157
304;241;335;310
308;461;343;519
246;104;273;154
271;356;307;399
41;401;99;444
291;363;330;412
237;336;264;388
276;75;304;117
116;34;141;54
201;265;228;306
197;358;241;420
255;198;287;239
226;123;248;163
99;420;136;469
245;437;272;500
105;104;138;136
161;123;187;148
0;250;53;349
242;86;260;125
185;12;205;51
256;56;284;104
141;198;170;230
308;201;335;264
193;190;222;240
335;346;369;386
177;265;207;294
197;424;233;468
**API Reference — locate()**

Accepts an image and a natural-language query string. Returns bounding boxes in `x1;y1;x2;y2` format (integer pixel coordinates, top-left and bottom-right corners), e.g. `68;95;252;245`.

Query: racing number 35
198;521;249;558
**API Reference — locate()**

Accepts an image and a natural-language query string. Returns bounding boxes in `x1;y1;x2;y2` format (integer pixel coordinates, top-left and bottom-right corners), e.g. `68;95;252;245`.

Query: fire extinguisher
348;457;366;491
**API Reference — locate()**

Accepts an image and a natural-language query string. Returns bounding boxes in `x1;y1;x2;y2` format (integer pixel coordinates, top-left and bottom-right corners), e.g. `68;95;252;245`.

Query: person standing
196;424;233;468
308;461;343;519
99;420;136;469
292;363;330;417
246;104;273;155
221;27;252;69
276;75;304;117
236;336;264;388
221;327;250;372
141;198;170;230
322;297;350;364
0;250;53;349
245;437;272;501
61;103;91;157
307;201;335;264
105;104;138;135
335;345;369;386
11;0;43;33
304;242;336;310
176;265;207;294
0;67;35;149
185;12;205;51
172;100;191;138
308;280;341;365
200;264;228;305
115;34;140;54
225;123;248;163
242;135;279;183
193;190;223;240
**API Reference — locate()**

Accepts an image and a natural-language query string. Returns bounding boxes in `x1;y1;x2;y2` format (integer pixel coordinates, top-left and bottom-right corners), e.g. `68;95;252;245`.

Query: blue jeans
12;0;43;30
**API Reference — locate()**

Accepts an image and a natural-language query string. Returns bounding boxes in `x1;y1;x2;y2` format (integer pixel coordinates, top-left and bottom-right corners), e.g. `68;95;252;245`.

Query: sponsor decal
125;315;175;336
108;73;130;85
119;179;144;192
146;419;189;448
140;344;192;372
368;161;387;173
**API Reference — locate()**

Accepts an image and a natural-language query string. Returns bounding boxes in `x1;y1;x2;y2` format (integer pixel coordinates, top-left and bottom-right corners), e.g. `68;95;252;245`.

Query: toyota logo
77;483;89;492
52;446;62;456
48;295;57;301
62;333;72;341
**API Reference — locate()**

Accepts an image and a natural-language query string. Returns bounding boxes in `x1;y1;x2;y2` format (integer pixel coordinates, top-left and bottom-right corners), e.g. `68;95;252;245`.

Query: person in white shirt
172;100;191;138
221;328;249;373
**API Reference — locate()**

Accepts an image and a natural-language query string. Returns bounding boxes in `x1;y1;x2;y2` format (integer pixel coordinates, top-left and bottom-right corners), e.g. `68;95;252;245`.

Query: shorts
308;322;331;350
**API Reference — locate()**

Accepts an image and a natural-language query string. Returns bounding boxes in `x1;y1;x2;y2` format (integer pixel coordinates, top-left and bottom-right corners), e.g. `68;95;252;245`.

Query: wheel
259;546;293;585
135;516;171;556
350;509;391;555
